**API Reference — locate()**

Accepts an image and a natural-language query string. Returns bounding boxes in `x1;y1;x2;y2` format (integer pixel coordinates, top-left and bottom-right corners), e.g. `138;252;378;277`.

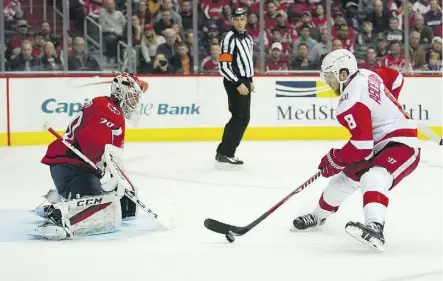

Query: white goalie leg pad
101;175;118;192
103;144;130;197
101;176;138;221
67;193;122;237
33;192;122;240
103;144;138;220
360;167;392;225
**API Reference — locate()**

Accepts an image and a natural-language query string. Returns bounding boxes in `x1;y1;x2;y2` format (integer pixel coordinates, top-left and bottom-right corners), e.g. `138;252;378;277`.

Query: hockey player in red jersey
32;73;144;240
292;50;420;251
373;67;404;100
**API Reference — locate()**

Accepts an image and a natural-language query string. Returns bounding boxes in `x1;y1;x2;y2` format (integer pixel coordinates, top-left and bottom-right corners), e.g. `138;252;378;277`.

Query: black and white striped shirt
218;29;255;84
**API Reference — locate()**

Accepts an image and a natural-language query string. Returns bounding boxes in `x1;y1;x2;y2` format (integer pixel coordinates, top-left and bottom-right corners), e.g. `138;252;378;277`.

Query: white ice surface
0;141;441;281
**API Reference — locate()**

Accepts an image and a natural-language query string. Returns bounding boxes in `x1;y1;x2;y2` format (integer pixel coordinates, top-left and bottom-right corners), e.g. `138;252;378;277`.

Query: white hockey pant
314;167;392;225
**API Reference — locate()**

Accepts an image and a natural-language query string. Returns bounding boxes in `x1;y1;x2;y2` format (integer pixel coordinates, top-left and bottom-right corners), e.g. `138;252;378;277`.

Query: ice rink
0;140;441;281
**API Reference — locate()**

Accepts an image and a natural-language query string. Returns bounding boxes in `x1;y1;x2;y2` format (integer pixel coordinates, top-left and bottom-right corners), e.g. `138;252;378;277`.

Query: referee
215;8;255;169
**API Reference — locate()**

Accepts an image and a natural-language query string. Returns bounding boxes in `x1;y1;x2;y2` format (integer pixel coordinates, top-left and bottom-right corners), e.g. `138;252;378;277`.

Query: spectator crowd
3;0;443;73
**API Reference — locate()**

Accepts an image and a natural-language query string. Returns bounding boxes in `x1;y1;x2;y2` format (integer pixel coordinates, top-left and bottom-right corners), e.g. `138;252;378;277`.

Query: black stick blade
204;218;240;235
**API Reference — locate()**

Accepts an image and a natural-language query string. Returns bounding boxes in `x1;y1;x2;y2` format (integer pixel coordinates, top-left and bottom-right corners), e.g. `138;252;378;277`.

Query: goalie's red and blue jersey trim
275;81;336;98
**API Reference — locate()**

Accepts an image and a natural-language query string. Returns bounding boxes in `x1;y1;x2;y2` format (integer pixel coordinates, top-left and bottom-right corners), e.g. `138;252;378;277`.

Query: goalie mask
110;73;144;127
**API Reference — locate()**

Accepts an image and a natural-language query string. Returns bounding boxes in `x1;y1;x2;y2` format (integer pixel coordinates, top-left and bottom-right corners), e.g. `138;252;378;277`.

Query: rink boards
0;75;441;146
0;78;6;146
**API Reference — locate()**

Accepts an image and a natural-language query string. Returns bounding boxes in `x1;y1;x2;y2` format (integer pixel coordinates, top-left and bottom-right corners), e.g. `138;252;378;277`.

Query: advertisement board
253;76;338;127
0;79;6;146
4;75;443;145
253;76;442;127
198;76;339;127
400;77;442;126
8;77;219;144
8;77;108;145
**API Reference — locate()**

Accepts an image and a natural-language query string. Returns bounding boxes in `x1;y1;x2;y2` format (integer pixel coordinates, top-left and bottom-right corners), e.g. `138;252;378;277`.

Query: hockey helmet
111;72;143;127
320;49;358;86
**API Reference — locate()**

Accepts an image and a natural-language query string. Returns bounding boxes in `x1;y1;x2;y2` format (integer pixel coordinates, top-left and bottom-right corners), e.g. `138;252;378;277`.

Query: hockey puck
225;232;235;243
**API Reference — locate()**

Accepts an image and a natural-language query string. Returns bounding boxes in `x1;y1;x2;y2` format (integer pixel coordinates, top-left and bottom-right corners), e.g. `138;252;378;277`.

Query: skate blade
345;225;384;252
289;226;321;232
29;224;70;241
31;208;46;218
122;216;137;222
28;232;68;241
214;161;243;170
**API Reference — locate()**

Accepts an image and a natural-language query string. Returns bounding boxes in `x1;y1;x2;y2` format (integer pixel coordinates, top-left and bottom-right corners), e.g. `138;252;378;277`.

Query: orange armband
219;53;233;62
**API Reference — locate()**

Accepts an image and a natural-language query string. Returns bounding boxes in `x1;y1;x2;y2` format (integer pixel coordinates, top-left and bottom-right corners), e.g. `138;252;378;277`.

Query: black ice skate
33;189;64;219
215;153;244;169
345;221;385;252
34;205;63;222
292;214;325;230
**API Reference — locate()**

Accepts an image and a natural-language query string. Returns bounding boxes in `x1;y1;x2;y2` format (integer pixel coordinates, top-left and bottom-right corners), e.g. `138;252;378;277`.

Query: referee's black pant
217;79;251;157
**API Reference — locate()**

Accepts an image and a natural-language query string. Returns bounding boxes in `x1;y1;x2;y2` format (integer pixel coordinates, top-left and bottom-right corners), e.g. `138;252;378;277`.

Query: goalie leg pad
50;164;103;199
101;177;138;220
68;194;122;237
102;144;138;220
32;193;122;240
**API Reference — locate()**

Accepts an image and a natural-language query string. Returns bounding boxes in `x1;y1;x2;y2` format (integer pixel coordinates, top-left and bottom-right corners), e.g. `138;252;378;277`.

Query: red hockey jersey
373;67;404;100
41;96;125;170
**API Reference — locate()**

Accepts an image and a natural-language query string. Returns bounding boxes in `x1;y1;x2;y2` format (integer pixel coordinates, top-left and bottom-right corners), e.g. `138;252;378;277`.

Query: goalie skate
345;221;385;252
30;220;70;241
32;189;64;219
33;205;53;218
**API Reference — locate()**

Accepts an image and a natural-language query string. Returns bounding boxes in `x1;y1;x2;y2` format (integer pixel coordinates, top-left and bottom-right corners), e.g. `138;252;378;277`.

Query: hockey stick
417;123;443;145
204;171;322;241
43;122;171;229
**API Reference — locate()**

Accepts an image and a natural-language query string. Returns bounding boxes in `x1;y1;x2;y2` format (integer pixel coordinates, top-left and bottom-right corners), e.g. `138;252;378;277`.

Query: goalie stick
204;171;321;240
43;122;171;229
